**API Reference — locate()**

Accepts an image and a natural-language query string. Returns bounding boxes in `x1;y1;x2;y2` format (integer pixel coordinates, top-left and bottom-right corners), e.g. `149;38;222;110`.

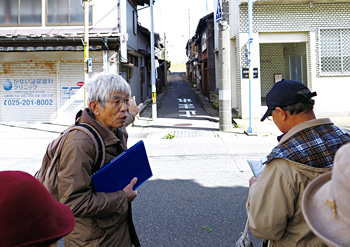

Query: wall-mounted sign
88;58;92;73
242;68;249;79
274;74;283;83
253;68;259;79
242;68;259;79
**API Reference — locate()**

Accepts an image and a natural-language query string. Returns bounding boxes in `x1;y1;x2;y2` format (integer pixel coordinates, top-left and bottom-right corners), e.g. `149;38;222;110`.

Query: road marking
178;98;192;103
179;103;195;109
178;98;195;117
179;110;196;117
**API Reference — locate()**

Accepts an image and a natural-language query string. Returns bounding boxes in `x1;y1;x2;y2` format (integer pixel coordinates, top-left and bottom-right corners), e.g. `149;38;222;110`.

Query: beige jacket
247;158;330;247
56;108;140;247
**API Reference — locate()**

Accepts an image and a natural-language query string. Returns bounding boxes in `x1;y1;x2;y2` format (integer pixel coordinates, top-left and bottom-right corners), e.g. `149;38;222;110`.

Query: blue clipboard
92;140;152;193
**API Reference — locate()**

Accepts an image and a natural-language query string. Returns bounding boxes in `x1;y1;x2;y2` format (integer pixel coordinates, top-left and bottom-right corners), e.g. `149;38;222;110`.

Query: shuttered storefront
57;62;85;124
57;59;103;124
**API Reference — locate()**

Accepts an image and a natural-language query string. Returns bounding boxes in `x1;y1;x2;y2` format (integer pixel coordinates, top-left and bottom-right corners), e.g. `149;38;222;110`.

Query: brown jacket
57;108;140;247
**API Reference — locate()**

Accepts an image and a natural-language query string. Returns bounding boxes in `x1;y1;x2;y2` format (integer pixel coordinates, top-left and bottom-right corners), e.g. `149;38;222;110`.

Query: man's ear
275;107;288;121
89;101;100;116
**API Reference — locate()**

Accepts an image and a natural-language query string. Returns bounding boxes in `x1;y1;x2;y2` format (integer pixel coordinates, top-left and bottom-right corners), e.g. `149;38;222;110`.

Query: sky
138;0;215;64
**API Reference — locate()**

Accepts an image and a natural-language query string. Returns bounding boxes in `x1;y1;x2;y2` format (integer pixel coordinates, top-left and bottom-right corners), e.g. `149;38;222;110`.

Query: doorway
283;43;307;84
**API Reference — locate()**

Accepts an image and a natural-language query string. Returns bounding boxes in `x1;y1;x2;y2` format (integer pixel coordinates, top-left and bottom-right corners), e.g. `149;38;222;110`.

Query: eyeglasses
103;97;130;109
111;97;130;108
266;109;276;121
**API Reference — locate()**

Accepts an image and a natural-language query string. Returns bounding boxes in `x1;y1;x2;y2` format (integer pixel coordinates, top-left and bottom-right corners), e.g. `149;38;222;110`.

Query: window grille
319;28;350;75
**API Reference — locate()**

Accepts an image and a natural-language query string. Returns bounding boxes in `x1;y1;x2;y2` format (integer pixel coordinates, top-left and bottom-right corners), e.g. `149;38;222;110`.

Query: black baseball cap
261;79;317;121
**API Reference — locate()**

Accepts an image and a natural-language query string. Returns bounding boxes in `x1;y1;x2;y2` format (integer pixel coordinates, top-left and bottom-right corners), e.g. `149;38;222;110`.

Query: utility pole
163;33;167;88
150;0;157;120
218;0;232;131
83;0;90;107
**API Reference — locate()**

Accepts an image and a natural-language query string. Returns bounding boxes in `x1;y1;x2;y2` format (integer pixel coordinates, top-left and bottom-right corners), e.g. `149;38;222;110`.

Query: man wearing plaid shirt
246;79;350;247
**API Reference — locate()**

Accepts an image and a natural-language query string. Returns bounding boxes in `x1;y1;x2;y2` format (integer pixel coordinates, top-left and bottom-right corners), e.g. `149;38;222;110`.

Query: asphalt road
128;73;273;246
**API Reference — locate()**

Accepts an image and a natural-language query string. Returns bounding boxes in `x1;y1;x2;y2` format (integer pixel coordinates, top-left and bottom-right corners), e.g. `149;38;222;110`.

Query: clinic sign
2;78;54;107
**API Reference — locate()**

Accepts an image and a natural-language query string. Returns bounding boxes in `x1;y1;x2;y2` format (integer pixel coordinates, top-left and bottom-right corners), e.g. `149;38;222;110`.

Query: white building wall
235;2;350;118
92;0;120;29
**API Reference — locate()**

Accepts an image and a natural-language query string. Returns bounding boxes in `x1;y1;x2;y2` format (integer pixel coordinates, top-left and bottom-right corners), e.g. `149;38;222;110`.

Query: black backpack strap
75;110;83;122
75;123;105;175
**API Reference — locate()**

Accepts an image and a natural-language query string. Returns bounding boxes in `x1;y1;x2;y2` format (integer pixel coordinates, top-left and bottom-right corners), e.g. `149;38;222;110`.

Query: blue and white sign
88;58;92;73
2;78;55;107
216;0;223;23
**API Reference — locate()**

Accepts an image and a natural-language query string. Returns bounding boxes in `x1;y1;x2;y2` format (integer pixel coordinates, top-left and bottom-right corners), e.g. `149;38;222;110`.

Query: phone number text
4;99;53;106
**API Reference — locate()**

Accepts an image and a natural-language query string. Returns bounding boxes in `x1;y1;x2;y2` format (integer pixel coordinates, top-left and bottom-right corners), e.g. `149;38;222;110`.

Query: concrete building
213;0;350;119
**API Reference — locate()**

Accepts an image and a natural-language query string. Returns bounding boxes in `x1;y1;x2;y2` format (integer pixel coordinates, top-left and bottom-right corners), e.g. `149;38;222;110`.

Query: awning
0;27;123;51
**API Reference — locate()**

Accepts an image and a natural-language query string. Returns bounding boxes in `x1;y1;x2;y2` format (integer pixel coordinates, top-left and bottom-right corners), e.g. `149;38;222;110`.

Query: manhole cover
173;123;193;127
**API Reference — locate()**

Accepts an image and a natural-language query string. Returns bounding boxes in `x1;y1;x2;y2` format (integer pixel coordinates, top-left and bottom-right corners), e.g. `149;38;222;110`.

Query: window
47;0;92;25
133;10;137;35
128;54;139;67
0;0;41;26
319;29;350;75
201;30;207;52
120;66;134;83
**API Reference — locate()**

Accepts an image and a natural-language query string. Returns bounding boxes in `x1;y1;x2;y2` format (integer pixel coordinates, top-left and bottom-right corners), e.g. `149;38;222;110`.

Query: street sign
216;0;223;23
77;81;84;87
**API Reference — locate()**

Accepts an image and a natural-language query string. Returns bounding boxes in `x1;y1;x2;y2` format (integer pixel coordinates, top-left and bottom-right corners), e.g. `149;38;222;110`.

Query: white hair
86;72;131;109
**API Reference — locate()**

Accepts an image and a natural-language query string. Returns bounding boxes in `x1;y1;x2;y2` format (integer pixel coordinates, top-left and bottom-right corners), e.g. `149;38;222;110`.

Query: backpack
35;122;105;201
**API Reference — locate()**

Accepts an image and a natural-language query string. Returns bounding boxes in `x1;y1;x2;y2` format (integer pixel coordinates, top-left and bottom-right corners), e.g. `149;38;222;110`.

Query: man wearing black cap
246;79;350;246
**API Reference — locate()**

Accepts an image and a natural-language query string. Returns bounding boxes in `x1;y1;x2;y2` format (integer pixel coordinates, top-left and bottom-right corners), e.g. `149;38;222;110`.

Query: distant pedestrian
246;79;350;246
0;171;75;247
302;143;350;247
